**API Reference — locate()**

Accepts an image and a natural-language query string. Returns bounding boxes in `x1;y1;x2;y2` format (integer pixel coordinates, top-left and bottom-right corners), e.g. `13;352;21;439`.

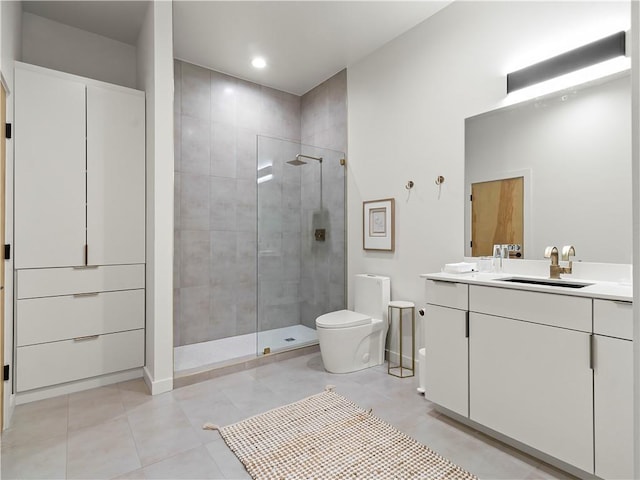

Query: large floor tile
143;445;224;479
127;402;202;466
67;417;141;479
68;385;125;431
1;433;67;479
2;395;68;447
205;437;251;480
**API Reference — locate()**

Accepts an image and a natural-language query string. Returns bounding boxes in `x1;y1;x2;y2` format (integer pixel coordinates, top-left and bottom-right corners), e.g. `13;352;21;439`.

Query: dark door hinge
4;244;10;260
5;123;11;139
469;194;472;201
470;241;473;248
3;365;9;381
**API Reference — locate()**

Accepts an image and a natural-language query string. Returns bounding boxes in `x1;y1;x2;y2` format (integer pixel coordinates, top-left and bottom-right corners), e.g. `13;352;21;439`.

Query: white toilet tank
354;274;390;321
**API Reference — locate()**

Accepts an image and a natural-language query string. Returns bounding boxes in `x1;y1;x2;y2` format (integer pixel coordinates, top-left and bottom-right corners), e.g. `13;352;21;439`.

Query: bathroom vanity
421;271;633;479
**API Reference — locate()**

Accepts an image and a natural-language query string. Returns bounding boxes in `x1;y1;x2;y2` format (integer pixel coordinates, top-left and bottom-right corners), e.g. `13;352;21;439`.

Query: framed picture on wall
363;198;395;251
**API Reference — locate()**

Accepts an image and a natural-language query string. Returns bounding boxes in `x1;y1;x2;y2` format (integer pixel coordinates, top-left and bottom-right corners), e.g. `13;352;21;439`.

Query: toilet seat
316;310;371;329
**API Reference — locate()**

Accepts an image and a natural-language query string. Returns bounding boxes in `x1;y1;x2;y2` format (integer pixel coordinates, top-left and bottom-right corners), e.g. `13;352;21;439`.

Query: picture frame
363;198;395;251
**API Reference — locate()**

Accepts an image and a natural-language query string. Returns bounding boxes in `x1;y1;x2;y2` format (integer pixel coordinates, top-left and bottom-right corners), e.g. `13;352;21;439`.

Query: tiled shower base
174;324;318;375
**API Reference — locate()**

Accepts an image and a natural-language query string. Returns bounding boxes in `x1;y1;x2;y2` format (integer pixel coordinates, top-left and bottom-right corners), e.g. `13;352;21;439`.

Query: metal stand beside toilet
387;300;415;378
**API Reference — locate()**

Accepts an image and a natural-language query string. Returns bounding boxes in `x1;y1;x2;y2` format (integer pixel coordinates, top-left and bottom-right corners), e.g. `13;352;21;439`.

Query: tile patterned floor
1;353;574;479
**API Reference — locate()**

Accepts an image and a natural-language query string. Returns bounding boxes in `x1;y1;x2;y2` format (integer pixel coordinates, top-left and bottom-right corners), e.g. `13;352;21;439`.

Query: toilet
316;274;391;373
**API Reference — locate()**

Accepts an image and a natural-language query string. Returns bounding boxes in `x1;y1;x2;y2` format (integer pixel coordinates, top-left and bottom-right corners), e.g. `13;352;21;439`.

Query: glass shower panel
256;135;346;356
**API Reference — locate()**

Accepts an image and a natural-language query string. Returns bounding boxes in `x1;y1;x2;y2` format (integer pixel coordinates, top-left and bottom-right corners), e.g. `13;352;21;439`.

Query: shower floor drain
284;337;296;342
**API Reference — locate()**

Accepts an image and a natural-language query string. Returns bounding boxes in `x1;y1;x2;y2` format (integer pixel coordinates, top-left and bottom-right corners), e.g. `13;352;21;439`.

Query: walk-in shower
173;134;346;374
256;136;346;357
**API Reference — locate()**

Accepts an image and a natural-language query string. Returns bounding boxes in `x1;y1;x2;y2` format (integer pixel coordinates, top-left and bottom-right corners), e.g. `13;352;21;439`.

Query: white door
424;304;468;416
469;312;593;473
594;335;633;479
14;67;86;268
86;85;145;266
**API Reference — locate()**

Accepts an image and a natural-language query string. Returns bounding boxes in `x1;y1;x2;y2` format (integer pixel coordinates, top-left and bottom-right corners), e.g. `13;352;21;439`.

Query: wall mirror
464;73;631;264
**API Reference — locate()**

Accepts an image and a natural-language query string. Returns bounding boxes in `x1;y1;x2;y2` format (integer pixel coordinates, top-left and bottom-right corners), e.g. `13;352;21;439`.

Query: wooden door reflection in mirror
471;177;523;257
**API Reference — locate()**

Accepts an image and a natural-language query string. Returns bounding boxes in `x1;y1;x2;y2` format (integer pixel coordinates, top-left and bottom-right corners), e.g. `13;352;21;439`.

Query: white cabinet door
424;304;468;416
594;335;633;479
469;313;593;473
15;66;86;268
87;86;145;265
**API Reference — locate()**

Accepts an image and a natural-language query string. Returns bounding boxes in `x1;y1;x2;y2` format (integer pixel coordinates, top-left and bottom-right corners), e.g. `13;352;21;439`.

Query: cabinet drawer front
16;329;144;392
17;264;145;299
469;285;591;332
426;280;468;310
17;289;145;346
593;299;632;340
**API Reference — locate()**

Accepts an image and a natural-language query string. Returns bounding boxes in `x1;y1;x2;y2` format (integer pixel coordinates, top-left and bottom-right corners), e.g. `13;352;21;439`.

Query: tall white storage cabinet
13;62;146;399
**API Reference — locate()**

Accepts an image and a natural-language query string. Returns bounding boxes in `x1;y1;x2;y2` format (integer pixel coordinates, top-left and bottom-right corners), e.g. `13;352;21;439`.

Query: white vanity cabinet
468;286;594;473
593;299;633;480
424;280;468;416
13;62;146;397
423;275;634;479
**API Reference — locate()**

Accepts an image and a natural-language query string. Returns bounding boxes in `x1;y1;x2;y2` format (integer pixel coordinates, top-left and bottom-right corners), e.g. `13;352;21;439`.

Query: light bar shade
507;31;626;94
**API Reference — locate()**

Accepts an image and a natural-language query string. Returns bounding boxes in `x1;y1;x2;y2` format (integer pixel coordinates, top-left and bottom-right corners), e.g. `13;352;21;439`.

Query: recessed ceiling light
252;57;267;69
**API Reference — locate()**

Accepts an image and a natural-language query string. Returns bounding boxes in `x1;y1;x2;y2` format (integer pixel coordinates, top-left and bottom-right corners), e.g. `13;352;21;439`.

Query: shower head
286;153;323;166
287;158;307;166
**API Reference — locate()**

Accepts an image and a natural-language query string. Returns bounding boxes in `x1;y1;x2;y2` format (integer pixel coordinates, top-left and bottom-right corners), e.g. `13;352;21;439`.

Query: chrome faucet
544;245;575;279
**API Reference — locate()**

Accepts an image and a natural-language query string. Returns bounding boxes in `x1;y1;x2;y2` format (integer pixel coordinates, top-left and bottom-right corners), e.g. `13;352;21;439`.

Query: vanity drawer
17;289;145;346
17;264;145;299
16;329;144;392
594;299;632;340
469;285;591;332
426;279;468;310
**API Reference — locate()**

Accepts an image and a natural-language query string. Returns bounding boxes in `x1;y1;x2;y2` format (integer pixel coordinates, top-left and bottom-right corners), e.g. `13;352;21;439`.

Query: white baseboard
3;392;16;430
15;369;143;405
143;366;173;395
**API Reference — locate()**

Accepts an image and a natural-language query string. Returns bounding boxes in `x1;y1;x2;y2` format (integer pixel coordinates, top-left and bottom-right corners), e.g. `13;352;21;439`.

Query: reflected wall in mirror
464;73;631;264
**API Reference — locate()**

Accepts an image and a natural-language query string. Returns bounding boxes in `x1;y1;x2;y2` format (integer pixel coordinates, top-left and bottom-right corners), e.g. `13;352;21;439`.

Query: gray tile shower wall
174;60;302;346
299;70;348;329
174;59;347;348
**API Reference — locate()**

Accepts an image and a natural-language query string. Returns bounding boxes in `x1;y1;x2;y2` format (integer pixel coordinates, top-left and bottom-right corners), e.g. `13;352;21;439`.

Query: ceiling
23;1;452;96
22;1;149;46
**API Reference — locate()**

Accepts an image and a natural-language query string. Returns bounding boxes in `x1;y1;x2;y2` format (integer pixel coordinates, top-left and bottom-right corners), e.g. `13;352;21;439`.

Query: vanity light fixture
507;31;627;95
251;57;267;69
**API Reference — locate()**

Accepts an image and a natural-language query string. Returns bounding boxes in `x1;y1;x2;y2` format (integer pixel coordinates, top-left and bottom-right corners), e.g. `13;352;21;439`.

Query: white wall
137;1;174;395
631;2;639;476
1;0;21;430
347;0;630;326
22;12;137;89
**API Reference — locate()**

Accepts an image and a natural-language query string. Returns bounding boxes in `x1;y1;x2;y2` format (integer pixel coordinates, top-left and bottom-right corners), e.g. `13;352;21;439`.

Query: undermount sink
498;277;593;289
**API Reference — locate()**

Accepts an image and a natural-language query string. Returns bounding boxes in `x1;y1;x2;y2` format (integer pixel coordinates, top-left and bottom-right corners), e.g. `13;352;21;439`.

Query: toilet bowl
316;274;390;373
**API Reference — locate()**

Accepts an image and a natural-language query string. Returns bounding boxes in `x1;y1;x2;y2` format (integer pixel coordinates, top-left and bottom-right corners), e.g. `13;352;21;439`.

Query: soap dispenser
493;244;503;273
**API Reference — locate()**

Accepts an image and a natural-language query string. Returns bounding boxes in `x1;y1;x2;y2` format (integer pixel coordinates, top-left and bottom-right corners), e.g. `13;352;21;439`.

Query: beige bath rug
206;387;477;479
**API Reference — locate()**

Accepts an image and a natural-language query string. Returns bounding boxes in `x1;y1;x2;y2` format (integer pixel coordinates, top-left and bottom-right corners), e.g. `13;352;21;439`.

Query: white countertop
420;271;632;302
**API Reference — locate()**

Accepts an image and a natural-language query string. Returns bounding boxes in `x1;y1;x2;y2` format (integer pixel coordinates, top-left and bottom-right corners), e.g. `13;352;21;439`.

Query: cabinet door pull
612;300;632;305
73;292;99;298
589;334;595;370
73;335;99;342
84;244;88;266
432;279;456;285
72;265;99;270
465;311;470;338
